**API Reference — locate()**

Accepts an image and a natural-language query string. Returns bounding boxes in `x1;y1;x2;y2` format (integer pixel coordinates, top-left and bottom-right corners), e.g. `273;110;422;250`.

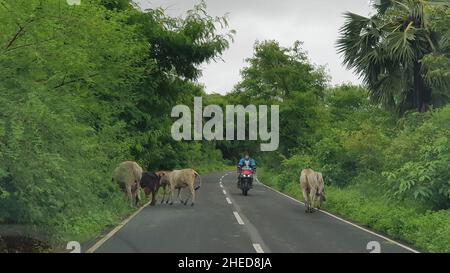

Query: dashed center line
221;173;264;253
233;211;245;225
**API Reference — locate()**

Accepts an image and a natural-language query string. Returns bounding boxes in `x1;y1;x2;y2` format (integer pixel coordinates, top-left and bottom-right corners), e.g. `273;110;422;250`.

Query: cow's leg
169;184;175;205
126;184;133;207
317;191;323;210
152;185;160;205
183;194;190;205
137;185;142;202
165;188;170;204
166;186;172;204
182;187;190;205
132;190;138;207
161;185;166;204
310;187;317;213
189;184;195;206
177;188;183;204
183;184;195;205
302;188;310;213
150;189;156;206
162;185;170;204
134;183;141;207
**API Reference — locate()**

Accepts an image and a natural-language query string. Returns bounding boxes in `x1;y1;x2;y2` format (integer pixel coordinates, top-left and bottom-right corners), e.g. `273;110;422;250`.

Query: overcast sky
136;0;374;94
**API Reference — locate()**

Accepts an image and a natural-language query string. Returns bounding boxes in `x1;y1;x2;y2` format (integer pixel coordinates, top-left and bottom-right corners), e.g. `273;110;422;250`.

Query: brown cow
140;171;183;206
158;171;189;204
300;168;326;213
155;171;173;204
112;161;143;207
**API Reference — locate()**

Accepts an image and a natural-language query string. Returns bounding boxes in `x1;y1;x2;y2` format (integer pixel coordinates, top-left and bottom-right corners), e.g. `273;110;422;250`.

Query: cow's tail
193;170;202;191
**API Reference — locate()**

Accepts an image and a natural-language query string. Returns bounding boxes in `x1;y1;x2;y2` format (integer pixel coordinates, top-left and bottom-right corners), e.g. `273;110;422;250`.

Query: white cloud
135;0;373;94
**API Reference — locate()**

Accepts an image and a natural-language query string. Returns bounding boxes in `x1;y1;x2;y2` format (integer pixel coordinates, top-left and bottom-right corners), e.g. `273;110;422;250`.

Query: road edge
254;175;420;253
84;201;152;253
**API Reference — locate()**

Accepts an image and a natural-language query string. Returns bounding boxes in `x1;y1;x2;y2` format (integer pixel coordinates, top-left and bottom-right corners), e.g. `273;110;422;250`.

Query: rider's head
244;153;249;160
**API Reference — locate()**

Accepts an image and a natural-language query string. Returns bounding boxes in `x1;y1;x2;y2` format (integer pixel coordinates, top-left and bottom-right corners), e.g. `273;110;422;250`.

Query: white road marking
86;201;152;253
220;184;224;188
255;177;420;253
233;211;245;225
319;210;419;253
225;173;270;252
253;243;264;253
222;189;227;195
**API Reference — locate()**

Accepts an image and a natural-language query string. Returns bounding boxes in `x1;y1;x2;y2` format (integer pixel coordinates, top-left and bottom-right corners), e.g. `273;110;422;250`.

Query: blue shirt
238;158;256;169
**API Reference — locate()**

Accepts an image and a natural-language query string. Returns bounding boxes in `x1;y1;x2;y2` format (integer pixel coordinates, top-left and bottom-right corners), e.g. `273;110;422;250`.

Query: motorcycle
238;166;254;196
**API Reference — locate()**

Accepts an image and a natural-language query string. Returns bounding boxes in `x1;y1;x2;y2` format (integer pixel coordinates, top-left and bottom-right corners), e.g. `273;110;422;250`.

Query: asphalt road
90;171;416;253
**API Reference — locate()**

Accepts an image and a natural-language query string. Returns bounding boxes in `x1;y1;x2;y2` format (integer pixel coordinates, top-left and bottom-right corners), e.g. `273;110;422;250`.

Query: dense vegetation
0;0;448;252
217;0;449;252
0;0;232;246
337;0;450;113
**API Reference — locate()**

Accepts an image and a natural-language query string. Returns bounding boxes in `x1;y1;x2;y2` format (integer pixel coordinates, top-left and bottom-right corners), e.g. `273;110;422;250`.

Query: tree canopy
337;0;449;114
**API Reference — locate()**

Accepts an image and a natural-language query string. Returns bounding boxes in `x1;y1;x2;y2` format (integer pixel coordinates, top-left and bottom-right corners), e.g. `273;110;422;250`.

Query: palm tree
337;0;443;113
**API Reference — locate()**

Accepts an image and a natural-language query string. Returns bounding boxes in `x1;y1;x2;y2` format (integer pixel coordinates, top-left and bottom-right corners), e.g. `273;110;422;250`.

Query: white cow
112;161;143;206
300;168;326;213
166;169;202;206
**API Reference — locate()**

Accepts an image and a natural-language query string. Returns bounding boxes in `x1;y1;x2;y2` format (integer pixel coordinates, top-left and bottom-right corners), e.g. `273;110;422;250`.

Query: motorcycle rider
237;153;256;188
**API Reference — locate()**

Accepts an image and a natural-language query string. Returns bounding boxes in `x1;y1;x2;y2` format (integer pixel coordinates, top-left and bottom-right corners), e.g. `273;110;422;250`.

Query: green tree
233;40;328;102
0;0;233;246
337;0;449;113
226;40;328;157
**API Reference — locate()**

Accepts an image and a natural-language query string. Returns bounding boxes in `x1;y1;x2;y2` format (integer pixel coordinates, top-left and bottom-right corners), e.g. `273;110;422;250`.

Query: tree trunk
414;62;431;113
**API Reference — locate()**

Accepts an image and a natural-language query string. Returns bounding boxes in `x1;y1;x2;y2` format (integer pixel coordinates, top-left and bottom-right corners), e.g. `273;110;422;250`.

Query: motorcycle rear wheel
242;187;248;196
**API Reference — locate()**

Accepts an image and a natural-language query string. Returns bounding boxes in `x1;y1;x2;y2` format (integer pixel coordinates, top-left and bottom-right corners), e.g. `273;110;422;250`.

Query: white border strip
233;211;245;225
85;201;151;253
255;178;420;253
253;243;264;253
226;197;232;204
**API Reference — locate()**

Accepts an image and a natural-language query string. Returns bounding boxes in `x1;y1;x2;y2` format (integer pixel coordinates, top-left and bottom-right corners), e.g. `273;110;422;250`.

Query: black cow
140;172;162;206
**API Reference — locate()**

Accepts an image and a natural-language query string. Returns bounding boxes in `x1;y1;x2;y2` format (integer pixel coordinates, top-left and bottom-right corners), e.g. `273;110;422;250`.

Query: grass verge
257;168;450;253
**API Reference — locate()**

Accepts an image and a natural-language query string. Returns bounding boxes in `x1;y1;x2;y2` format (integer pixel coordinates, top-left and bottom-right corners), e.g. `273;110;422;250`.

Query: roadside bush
257;85;450;252
383;106;450;209
259;169;450;252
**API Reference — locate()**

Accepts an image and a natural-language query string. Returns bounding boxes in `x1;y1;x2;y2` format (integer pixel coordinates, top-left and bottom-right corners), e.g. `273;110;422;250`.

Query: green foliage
337;0;450;113
0;0;233;246
321;185;450;252
100;0;132;11
0;0;448;254
133;0;234;81
205;5;449;250
226;40;329;157
294;85;449;209
383;107;450;208
234;40;328;102
253;83;449;252
258;170;450;252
